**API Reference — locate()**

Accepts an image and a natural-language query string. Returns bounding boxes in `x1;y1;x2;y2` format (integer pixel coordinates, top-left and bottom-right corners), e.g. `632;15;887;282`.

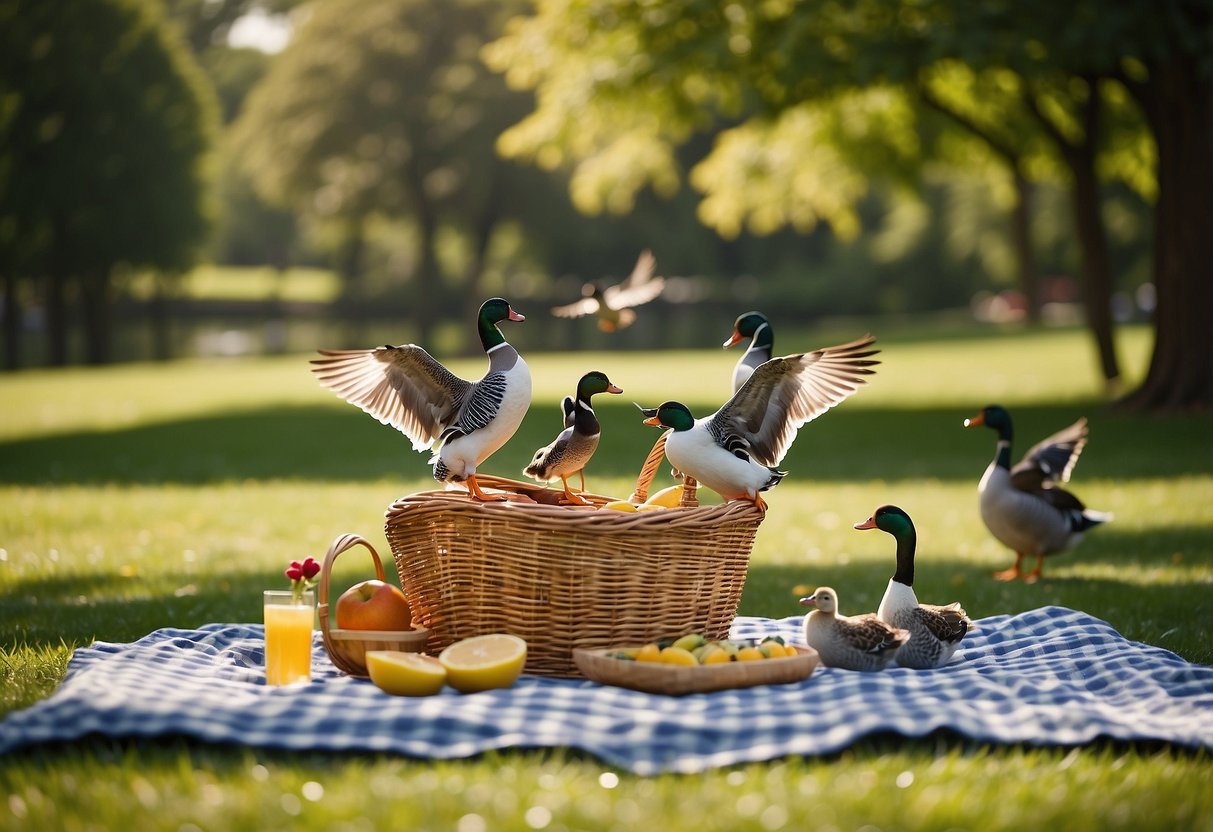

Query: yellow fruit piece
643;485;686;508
365;650;447;696
635;643;662;662
438;634;527;693
736;646;766;662
659;646;698;666
635;503;666;512
701;646;732;664
672;633;706;652
601;500;639;512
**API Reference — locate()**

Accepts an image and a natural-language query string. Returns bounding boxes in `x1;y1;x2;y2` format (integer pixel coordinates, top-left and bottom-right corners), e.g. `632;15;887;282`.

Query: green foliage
0;0;218;275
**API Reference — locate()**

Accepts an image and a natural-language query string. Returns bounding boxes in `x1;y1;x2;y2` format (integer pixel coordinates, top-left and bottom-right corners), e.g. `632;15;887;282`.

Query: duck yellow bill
853;517;877;530
963;412;984;428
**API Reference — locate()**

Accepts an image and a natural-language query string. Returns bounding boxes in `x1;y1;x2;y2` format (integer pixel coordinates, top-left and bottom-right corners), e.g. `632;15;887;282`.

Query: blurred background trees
1;0;1208;408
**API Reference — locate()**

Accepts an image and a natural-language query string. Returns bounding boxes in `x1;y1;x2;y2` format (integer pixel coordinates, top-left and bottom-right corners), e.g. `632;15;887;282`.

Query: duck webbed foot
465;474;508;501
993;552;1024;582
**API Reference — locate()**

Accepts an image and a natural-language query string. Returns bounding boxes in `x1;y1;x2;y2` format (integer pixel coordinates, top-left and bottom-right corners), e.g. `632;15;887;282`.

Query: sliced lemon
438;634;527;693
365;650;447;696
601;500;639;512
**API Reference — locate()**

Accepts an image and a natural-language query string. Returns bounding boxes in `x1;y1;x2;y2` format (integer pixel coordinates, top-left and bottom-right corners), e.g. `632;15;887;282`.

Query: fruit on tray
365;651;447;696
643;485;685;508
606;634;796;665
438;633;528;693
335;579;413;631
601;500;639;512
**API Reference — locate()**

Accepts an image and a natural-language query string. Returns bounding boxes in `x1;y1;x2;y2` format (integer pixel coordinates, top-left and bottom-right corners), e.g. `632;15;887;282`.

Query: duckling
524;371;623;505
965;405;1112;582
855;505;974;669
723;311;774;394
800;586;910;672
311;298;531;501
638;335;879;510
551;250;665;331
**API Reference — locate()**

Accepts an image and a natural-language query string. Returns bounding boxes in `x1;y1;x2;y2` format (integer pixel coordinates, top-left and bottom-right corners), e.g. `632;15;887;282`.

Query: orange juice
264;591;314;686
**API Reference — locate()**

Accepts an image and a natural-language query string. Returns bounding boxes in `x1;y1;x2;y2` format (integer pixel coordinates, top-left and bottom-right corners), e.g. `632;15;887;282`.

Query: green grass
1;322;1211;831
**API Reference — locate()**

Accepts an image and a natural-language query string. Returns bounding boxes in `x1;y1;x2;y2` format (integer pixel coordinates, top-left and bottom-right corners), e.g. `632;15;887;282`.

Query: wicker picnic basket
385;433;766;677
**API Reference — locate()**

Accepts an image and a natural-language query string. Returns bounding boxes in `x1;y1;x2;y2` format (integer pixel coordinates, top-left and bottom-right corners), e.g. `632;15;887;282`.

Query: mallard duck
524;371;623;505
723;311;774;394
311;298;531;501
964;405;1112;582
551;249;665;332
855;505;974;669
800;586;910;672
637;335;879;510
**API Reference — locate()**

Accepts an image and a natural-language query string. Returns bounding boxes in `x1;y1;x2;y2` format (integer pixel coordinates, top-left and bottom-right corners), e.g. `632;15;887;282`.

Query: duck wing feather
602;249;664;310
1011;418;1088;491
707;334;879;466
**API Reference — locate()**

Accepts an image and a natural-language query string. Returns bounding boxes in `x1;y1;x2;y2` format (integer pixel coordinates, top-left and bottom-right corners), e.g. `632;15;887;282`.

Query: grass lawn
1;322;1211;830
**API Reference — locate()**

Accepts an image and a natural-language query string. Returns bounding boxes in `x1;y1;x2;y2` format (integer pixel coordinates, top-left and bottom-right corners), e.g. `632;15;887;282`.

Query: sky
227;9;293;53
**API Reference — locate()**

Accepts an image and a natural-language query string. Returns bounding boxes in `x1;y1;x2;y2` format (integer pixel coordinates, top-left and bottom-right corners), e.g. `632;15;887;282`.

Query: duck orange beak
963;412;984;428
798;595;816;608
642;416;661;427
508;308;526;322
723;329;744;349
853;516;877;530
607;384;623;394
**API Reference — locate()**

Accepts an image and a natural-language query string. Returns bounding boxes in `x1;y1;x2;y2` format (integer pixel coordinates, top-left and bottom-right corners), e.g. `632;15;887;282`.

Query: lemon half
366;650;447;696
438;634;528;693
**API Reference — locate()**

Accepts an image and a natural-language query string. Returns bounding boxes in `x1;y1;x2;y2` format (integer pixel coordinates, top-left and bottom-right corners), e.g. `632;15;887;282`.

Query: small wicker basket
318;532;429;677
385;433;766;677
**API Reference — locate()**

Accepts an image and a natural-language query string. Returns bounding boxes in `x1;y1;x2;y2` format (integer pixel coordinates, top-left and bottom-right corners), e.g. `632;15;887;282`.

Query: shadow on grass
1;402;1207;486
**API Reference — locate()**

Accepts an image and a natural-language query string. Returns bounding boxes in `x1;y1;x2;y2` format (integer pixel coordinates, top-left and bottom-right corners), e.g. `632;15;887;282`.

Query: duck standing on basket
800;586;910;672
723;311;774;395
524;371;623;505
550;249;665;332
311;298;531;502
637;334;879;511
855;505;974;669
965;404;1112;582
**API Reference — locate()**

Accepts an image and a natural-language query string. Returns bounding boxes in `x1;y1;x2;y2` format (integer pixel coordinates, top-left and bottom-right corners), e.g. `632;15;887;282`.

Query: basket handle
317;533;390;639
628;430;699;507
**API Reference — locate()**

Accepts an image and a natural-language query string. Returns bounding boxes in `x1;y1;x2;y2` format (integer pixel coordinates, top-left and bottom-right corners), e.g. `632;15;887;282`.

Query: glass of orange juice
263;589;314;685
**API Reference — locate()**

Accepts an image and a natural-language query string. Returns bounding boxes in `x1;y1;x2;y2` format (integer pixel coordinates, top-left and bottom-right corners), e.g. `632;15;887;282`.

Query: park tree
233;0;535;346
486;0;1211;409
0;0;217;367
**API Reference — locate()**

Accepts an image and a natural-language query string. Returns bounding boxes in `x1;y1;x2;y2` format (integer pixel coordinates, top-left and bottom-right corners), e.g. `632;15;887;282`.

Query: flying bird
311;298;531;501
964;405;1111;582
637;335;879;510
551;249;665;331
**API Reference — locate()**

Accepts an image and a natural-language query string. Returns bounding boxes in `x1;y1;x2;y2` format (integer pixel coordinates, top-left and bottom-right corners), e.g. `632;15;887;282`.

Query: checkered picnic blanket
2;606;1209;774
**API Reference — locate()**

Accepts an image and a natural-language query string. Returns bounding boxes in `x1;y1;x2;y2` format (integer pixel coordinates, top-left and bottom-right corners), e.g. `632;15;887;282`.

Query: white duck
855;505;974;669
524;370;623;505
723;311;774;394
551;249;665;332
965;405;1111;582
637;335;879;510
311;297;531;501
800;586;910;672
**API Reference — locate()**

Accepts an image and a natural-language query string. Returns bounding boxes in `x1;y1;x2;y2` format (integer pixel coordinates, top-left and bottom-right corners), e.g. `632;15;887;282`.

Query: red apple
334;579;413;631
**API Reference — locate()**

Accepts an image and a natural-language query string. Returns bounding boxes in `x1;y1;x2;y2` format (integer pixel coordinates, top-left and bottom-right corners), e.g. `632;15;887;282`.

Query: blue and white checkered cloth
2;606;1209;774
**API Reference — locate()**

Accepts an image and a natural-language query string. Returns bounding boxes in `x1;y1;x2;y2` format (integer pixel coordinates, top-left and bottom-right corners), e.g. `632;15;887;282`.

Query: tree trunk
149;273;173;361
1010;172;1041;323
2;271;21;370
45;267;70;366
80;269;112;365
1122;59;1213;410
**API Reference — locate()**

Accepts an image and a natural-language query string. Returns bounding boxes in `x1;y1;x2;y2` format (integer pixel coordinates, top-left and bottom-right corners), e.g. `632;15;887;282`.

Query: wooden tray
572;646;819;695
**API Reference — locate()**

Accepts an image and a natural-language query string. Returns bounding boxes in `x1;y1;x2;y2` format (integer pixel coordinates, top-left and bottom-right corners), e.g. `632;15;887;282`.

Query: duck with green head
723;311;774;394
637;334;879;510
311;297;531;501
855;505;974;669
964;404;1111;581
524;370;623;505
